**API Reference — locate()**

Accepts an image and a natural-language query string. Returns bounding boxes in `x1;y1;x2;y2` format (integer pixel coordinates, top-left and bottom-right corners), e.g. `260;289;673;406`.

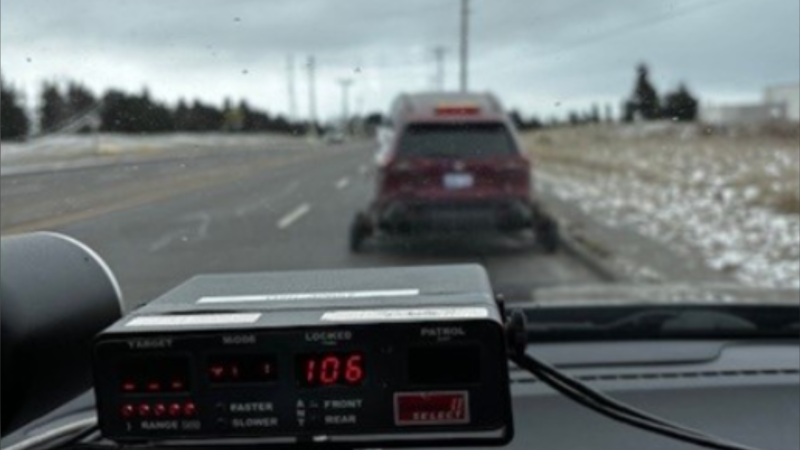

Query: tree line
623;64;699;122
2;64;700;141
1;76;30;141
0;76;306;140
510;64;700;129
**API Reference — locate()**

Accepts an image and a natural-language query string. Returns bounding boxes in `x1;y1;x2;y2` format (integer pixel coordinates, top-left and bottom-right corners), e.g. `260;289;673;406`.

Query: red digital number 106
304;354;364;385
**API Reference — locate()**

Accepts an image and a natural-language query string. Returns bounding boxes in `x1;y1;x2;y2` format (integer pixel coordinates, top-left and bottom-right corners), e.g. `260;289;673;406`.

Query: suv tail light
501;158;531;193
380;158;417;195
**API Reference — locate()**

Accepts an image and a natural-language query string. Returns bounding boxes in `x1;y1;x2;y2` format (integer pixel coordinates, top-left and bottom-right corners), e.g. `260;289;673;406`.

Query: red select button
394;391;470;426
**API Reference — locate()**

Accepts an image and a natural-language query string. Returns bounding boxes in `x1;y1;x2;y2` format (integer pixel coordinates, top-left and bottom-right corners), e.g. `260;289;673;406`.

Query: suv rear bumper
375;198;534;232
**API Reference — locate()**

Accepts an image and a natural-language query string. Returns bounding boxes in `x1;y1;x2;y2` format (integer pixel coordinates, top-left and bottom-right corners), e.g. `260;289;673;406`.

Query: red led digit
209;365;225;380
306;359;316;384
344;354;364;384
320;356;340;385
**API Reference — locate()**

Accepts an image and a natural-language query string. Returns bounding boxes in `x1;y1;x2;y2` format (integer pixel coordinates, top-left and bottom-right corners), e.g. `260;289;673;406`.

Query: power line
475;0;747;77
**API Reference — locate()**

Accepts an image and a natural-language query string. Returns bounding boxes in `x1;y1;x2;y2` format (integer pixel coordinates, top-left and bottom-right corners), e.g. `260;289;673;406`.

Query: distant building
765;83;800;122
700;83;800;125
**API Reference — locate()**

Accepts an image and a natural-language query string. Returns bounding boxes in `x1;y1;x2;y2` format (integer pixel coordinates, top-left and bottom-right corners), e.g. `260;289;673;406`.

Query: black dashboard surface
2;340;798;450
481;340;800;450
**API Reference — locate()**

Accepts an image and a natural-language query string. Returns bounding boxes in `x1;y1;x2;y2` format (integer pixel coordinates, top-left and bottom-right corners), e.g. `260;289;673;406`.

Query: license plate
443;173;474;190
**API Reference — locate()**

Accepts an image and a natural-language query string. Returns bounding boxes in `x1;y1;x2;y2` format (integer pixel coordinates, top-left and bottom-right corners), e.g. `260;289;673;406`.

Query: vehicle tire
535;216;559;254
349;212;371;253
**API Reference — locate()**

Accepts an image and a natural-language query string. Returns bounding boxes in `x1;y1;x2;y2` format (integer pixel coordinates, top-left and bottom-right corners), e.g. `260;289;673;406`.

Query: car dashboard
492;339;799;450
3;339;797;450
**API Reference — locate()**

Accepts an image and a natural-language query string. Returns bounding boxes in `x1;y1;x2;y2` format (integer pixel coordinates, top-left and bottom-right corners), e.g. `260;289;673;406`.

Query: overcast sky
2;0;798;121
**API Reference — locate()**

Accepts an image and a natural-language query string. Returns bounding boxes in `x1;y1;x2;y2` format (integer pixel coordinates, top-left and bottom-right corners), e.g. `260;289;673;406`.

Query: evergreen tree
66;82;97;132
633;64;660;120
625;64;661;121
100;89;174;133
509;110;525;130
662;84;699;122
590;104;601;123
66;82;96;116
1;77;30;141
173;99;191;131
39;81;68;132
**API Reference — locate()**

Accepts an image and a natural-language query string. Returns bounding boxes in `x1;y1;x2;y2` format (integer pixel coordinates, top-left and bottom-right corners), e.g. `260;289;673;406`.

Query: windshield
1;0;798;314
398;123;516;158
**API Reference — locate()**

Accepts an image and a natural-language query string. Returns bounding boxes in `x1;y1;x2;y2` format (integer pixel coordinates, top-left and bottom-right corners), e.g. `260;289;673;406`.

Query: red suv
350;92;558;252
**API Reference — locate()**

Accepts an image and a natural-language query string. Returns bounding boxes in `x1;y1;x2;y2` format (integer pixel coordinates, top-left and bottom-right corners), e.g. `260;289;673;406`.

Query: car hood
520;283;800;307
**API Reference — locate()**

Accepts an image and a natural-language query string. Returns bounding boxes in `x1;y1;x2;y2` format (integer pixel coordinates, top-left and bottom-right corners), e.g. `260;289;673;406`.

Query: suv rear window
397;123;517;158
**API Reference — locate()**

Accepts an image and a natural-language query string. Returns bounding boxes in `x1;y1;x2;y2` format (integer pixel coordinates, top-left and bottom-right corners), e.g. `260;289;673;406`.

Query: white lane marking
148;212;212;253
235;181;300;217
277;203;311;229
335;177;350;190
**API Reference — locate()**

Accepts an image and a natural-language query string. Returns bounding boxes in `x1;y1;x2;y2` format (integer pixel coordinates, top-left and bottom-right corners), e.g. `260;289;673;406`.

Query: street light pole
433;46;447;91
459;0;470;92
306;56;317;136
338;78;353;133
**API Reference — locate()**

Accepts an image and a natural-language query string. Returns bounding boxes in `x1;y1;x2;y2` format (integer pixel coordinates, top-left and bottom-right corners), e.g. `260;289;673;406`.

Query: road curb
555;219;628;283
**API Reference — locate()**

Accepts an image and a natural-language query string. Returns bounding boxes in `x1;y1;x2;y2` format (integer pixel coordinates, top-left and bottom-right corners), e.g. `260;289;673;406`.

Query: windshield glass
1;0;798;314
398;124;516;158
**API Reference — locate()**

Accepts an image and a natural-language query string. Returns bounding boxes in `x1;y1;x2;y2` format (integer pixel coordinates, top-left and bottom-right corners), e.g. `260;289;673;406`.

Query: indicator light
169;403;182;417
121;404;135;419
138;403;152;417
121;382;136;392
153;403;167;417
184;402;197;417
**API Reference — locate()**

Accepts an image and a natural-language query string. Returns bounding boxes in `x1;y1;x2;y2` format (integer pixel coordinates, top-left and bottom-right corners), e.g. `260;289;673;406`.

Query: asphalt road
1;138;601;311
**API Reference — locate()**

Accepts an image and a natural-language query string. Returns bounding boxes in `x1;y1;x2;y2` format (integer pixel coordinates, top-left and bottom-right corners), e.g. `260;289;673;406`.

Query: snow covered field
525;123;800;289
1;133;305;176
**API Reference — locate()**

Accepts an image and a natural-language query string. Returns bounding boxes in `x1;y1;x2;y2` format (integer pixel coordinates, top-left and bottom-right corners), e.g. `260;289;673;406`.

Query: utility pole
337;78;353;133
306;56;317;136
286;55;297;121
459;0;470;92
433;46;447;91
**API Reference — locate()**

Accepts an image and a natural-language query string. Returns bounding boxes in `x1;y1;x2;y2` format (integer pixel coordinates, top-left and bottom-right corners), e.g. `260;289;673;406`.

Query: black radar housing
92;265;513;448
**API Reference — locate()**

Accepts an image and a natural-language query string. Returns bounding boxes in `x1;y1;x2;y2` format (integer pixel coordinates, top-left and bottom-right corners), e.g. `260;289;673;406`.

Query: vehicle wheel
535;216;559;254
349;212;372;253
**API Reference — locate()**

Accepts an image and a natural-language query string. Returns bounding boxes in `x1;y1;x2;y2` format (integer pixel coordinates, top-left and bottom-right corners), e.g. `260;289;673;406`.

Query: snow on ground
525;123;800;289
1;132;300;162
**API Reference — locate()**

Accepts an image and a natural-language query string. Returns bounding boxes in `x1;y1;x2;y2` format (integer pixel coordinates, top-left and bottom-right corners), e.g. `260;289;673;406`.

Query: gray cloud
2;0;798;119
